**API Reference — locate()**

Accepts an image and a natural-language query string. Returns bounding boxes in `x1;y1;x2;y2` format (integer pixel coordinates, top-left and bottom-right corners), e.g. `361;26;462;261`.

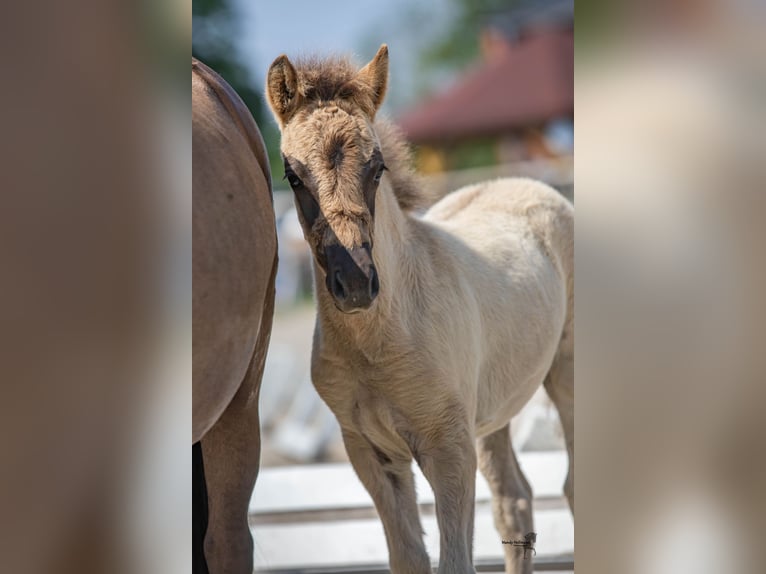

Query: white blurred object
544;118;574;155
634;485;750;574
271;376;338;462
275;206;312;306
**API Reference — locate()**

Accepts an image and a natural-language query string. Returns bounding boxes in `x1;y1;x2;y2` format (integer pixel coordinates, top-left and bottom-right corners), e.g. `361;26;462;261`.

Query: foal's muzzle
324;243;379;312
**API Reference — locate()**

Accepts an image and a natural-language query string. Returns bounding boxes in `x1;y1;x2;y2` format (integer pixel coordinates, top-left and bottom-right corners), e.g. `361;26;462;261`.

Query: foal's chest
314;356;419;459
348;385;414;459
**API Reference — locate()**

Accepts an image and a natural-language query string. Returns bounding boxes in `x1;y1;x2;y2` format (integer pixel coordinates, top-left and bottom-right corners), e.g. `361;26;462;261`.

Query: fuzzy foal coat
267;45;573;574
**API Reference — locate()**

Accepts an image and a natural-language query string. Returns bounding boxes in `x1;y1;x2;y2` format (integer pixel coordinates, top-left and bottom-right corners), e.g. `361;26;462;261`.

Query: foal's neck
315;183;421;350
315;118;429;351
371;182;417;302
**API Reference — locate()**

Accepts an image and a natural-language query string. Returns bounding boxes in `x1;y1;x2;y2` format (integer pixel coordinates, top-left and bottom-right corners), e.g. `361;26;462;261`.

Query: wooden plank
252;506;573;570
251;451;568;515
253;558;573;573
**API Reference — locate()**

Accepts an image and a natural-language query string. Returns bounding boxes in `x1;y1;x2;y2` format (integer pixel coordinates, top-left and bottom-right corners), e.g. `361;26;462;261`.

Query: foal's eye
373;164;387;184
286;172;303;189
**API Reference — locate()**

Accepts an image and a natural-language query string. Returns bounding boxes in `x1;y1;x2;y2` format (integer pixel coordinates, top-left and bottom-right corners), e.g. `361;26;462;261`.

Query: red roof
397;28;573;143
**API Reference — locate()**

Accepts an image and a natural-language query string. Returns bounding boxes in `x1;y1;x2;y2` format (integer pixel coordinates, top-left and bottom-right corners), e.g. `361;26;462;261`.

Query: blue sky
231;0;455;114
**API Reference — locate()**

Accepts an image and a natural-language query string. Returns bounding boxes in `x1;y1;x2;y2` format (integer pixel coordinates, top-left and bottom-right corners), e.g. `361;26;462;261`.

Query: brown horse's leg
341;430;431;574
543;352;574;514
201;256;277;574
193;441;210;574
477;424;534;574
201;380;261;574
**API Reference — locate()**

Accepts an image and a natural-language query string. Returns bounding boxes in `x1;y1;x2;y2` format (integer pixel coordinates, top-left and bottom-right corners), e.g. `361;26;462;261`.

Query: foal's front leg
416;424;477;574
342;430;431;574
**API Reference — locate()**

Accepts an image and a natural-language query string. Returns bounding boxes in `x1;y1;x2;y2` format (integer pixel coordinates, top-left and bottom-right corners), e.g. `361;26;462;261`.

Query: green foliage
422;0;522;72
573;0;614;53
192;0;283;181
192;0;261;123
446;139;498;170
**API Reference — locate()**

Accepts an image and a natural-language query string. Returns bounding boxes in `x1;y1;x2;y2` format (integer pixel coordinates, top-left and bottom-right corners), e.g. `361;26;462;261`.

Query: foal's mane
291;54;434;212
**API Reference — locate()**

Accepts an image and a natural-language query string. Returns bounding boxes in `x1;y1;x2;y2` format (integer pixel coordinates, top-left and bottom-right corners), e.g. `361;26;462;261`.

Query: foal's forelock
323;153;379;250
288;107;380;251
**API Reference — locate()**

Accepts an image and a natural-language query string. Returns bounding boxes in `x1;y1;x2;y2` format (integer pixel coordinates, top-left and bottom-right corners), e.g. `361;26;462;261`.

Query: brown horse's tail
193;441;209;574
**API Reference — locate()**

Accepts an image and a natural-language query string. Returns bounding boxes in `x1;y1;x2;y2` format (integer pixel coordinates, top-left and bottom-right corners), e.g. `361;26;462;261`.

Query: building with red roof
397;0;573;171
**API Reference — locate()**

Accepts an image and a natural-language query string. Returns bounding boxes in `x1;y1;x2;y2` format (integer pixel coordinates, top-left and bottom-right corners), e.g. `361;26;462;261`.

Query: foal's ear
357;44;389;117
267;54;302;127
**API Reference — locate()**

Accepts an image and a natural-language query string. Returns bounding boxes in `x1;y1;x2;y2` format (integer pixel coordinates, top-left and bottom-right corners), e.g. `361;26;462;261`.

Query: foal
267;45;573;574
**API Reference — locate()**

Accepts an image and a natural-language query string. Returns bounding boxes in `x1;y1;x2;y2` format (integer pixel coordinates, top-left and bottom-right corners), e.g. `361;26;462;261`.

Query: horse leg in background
543;351;574;514
193;441;210;574
417;425;477;574
201;295;274;573
477;424;534;574
201;252;276;574
341;430;431;573
201;378;261;574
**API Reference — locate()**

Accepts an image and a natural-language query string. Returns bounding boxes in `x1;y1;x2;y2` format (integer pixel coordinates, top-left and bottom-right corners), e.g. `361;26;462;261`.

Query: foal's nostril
369;267;379;299
332;270;347;301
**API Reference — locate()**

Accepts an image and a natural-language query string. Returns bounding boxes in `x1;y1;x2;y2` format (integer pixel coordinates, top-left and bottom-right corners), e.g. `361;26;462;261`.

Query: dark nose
325;244;379;311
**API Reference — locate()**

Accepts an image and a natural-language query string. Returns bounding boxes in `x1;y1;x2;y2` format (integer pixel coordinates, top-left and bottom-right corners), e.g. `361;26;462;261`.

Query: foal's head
266;45;390;313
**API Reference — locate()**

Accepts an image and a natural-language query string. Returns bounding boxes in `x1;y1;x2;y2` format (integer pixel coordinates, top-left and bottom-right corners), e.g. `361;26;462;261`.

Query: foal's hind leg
543;351;574;514
477;425;534;574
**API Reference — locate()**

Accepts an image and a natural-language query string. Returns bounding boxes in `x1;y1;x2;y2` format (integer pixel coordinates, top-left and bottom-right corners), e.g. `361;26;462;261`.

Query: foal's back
423;178;573;436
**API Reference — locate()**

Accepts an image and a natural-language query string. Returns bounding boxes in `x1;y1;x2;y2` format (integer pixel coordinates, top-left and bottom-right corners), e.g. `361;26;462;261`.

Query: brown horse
193;58;278;574
267;46;573;574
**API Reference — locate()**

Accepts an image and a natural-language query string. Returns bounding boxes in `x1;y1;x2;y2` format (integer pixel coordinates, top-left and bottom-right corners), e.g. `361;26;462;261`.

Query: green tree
414;0;526;170
192;0;282;178
422;0;521;73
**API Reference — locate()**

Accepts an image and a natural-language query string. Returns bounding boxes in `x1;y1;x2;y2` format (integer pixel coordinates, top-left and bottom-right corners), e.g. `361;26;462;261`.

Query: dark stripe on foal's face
360;148;386;217
283;155;320;228
328;137;345;169
283;149;386;312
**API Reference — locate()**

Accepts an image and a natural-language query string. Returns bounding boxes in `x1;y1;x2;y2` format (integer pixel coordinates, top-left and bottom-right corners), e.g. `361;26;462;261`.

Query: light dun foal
267;45;573;574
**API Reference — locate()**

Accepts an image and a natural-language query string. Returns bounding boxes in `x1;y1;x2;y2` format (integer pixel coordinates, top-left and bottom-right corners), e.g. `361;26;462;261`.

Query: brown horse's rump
193;58;277;574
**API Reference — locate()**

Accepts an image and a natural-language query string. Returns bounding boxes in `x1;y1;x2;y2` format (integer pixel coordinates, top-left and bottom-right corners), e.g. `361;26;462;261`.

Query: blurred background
193;0;574;570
